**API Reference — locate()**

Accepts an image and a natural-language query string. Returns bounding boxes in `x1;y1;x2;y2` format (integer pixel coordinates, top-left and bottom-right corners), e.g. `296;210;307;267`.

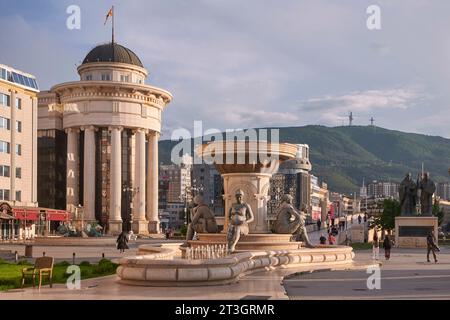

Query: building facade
0;64;38;207
366;181;399;199
436;182;450;201
268;144;312;219
0;64;39;240
38;42;172;234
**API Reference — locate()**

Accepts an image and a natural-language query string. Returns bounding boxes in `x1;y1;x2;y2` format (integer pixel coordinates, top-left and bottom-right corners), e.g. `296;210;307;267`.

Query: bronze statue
418;172;436;216
273;195;314;248
227;189;254;252
399;173;417;216
186;194;218;241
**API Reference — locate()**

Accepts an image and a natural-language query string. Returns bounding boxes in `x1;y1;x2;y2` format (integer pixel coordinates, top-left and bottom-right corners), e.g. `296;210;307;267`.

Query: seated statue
227;189;255;252
273;194;314;248
186;194;218;241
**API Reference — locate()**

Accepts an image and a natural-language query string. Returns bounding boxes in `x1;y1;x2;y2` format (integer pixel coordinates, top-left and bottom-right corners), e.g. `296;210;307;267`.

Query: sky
1;0;450;139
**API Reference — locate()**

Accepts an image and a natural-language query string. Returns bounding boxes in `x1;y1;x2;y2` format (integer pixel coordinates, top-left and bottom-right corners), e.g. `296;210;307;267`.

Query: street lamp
123;185;138;232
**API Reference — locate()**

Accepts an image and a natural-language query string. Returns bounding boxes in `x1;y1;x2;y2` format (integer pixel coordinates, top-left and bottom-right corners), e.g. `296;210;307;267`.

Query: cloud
296;88;428;125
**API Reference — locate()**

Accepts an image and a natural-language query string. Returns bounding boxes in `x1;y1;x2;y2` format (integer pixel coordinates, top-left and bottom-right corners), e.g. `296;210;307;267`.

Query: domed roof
82;43;143;67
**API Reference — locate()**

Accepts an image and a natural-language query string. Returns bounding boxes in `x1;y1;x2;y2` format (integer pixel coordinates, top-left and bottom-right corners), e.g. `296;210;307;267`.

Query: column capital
132;128;148;135
147;130;160;139
108;125;123;132
80;125;97;132
65;127;80;134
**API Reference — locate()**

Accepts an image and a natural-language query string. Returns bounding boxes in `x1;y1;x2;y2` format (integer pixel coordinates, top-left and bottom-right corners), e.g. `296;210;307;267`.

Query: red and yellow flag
104;7;113;25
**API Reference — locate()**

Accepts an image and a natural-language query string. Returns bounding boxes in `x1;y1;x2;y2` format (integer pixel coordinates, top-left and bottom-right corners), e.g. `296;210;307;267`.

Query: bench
21;256;54;289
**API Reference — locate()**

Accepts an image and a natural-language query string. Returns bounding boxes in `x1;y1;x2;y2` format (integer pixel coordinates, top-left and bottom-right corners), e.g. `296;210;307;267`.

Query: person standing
358;215;362;224
372;230;380;260
383;234;392;260
116;231;129;253
317;219;322;231
426;233;439;263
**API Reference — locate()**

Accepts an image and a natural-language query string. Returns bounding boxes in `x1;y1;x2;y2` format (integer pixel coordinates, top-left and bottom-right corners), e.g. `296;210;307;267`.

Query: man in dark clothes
427;233;439;263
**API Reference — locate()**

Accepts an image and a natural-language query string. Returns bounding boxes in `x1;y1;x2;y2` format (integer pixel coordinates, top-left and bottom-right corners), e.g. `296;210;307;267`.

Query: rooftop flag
104;7;113;25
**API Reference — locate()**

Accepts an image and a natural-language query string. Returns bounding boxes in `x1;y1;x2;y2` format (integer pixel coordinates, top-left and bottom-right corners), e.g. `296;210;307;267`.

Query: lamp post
123;185;138;232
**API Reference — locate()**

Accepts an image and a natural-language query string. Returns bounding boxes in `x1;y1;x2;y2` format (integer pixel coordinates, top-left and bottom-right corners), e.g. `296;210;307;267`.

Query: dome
82;43;144;68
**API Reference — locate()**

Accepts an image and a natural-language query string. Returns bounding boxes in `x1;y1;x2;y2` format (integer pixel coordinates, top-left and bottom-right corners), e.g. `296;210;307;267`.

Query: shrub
79;261;91;267
55;261;70;267
16;260;31;265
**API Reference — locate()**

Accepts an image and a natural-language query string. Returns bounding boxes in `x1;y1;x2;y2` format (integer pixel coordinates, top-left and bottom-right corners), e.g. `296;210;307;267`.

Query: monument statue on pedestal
418;172;436;216
227;189;254;252
399;173;417;216
186;195;218;241
273;194;314;248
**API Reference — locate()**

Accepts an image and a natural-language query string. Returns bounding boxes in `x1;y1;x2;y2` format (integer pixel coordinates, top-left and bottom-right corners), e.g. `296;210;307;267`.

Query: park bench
21;256;54;289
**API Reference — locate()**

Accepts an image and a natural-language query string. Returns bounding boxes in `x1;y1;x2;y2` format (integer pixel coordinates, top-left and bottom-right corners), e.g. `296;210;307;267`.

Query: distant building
191;163;224;215
159;154;192;205
310;175;329;222
268;144;312;219
366;181;399;199
436;182;450;201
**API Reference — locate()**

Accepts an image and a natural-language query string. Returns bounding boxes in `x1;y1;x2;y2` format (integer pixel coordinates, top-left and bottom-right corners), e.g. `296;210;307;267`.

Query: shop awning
13;208;39;221
46;210;70;221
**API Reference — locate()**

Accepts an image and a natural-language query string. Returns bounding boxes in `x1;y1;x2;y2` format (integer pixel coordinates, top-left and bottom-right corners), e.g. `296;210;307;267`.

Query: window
0;165;10;177
16;144;21;156
0;141;10;154
0;68;6;80
15;191;21;202
0;93;10;107
0;117;10;130
15;98;21;109
0;189;10;201
120;75;130;82
15;167;21;179
85;74;93;81
101;73;111;81
16;121;21;132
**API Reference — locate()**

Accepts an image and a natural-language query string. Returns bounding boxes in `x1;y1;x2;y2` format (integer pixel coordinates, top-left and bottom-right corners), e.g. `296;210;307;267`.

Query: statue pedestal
395;216;438;248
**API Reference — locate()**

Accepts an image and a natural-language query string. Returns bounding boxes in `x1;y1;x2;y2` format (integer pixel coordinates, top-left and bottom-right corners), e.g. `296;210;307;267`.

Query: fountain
116;141;355;287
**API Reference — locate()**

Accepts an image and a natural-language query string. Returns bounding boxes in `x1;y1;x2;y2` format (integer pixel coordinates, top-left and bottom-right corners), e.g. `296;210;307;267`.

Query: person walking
317;219;322;231
116;231;129;253
372;230;380;260
383;234;392;260
358;215;362;224
319;233;327;245
426;233;439;263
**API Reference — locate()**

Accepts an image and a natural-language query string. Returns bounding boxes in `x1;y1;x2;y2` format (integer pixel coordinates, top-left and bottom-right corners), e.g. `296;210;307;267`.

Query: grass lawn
0;258;118;291
350;242;373;250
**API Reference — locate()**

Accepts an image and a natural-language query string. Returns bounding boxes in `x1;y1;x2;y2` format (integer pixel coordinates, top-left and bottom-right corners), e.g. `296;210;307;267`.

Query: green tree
432;202;445;226
370;198;401;231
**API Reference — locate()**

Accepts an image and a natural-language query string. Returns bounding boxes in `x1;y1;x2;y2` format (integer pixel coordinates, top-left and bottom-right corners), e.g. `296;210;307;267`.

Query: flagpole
112;5;115;44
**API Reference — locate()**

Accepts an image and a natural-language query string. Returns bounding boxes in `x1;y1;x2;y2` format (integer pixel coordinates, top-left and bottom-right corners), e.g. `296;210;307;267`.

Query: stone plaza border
116;245;355;287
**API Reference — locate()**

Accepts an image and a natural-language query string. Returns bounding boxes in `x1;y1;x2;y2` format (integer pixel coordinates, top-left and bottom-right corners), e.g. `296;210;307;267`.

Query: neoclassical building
38;42;172;234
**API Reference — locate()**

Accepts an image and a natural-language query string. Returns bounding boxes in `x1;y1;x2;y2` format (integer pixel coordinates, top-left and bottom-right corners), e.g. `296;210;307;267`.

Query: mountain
159;125;450;194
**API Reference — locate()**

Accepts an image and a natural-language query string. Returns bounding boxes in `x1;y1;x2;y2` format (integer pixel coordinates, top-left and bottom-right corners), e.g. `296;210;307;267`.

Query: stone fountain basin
116;245;355;287
187;233;302;252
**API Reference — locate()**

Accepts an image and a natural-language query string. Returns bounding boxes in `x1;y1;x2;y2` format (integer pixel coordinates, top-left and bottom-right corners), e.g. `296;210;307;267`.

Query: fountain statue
273;194;314;248
186;194;219;241
227;189;255;252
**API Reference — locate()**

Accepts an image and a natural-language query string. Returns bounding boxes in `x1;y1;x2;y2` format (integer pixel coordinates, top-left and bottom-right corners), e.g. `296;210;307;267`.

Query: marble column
83;126;96;222
146;131;160;233
108;126;122;234
132;129;148;234
66;127;79;212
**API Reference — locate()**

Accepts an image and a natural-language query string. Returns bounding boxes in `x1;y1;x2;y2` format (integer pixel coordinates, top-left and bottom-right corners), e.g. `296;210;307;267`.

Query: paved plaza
284;247;450;300
2;238;447;300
